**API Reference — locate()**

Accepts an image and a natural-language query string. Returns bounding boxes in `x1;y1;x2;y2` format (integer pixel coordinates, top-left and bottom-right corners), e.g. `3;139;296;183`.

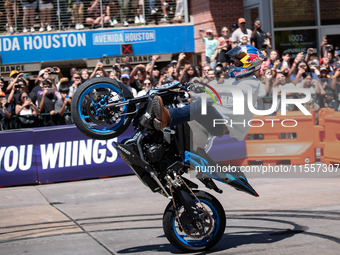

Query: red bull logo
240;53;261;68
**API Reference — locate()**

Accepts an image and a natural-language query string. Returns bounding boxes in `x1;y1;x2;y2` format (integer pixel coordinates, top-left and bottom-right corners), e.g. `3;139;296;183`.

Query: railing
0;0;189;35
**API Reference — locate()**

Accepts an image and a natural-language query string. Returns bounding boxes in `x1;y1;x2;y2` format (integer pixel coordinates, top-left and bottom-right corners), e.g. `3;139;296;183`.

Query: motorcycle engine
144;143;168;162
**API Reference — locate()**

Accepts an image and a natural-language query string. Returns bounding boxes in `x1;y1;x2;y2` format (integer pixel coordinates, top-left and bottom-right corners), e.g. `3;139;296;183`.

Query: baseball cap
320;67;328;72
10;70;19;77
332;62;340;70
206;29;213;34
238;18;246;24
59;77;69;84
319;57;325;65
232;23;238;28
170;60;178;64
121;73;130;79
38;69;47;77
0;91;5;97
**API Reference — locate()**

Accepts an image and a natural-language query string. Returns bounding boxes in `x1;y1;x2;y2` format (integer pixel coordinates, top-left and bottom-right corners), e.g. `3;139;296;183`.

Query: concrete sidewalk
1;175;340;254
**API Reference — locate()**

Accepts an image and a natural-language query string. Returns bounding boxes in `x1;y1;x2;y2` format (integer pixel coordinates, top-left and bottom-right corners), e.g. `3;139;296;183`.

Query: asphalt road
1;170;340;255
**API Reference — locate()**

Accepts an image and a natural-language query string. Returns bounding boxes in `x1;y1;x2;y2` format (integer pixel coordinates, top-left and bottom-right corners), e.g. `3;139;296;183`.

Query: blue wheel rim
78;83;128;134
172;199;220;247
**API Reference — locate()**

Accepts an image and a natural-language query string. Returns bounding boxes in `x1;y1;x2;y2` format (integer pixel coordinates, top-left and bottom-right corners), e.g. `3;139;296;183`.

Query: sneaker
152;96;171;131
161;15;168;22
79;24;84;29
30;27;35;32
39;27;45;32
9;27;14;35
151;9;157;15
123;21;129;27
163;2;169;8
22;27;27;33
134;16;140;25
140;16;145;24
47;25;52;31
109;19;118;26
75;24;80;30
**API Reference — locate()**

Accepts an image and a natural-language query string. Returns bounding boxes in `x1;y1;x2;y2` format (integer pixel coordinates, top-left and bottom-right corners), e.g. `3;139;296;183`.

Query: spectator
55;85;72;125
20;0;37;33
206;69;216;82
72;0;84;30
160;0;169;21
15;91;40;128
5;0;16;34
214;27;232;68
199;29;217;69
39;0;53;32
231;18;252;48
251;18;271;50
170;60;177;69
81;69;90;83
202;64;211;79
117;0;129;26
86;0;111;28
7;77;29;105
231;23;238;33
8;70;20;88
173;0;184;22
308;57;321;78
291;60;318;85
109;70;120;79
179;64;198;83
280;50;291;72
0;91;12;130
261;67;274;110
272;71;297;113
132;0;145;25
330;62;340;93
240;34;249;45
56;77;69;94
38;79;58;125
90;61;108;79
59;0;71;30
130;64;147;91
297;72;325;111
107;0;119;26
137;78;153;97
69;71;82;97
120;74;137;97
323;89;338;110
0;77;6;93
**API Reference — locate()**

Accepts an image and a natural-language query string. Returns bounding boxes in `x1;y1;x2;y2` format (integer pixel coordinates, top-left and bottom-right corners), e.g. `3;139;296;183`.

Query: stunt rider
144;45;264;142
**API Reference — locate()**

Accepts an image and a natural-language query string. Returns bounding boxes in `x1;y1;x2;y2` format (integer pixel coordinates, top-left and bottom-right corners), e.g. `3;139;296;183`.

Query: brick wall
189;0;245;64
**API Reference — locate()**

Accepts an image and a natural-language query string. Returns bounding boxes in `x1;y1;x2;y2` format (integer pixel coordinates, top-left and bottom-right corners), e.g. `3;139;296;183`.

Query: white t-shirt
231;28;252;45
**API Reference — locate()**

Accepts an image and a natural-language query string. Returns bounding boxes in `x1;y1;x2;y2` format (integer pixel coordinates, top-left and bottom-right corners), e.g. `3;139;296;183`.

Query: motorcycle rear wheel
71;77;135;140
163;190;226;252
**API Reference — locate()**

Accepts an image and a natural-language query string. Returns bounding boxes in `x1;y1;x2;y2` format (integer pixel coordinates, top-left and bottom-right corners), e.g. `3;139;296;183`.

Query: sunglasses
206;33;212;35
222;30;228;32
299;65;306;68
74;77;81;79
144;82;151;85
240;22;246;25
123;68;130;71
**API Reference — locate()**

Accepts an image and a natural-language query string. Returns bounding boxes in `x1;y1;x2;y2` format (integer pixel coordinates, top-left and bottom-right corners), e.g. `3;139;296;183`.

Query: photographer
7;77;28;105
290;60;318;85
130;64;147;92
6;72;29;93
38;79;58;121
90;61;108;79
15;91;40;128
55;85;72;125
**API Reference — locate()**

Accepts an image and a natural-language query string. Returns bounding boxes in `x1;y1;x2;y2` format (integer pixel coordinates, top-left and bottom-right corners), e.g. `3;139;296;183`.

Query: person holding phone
55;85;72;125
251;18;271;50
0;91;12;130
199;29;217;69
37;79;59;126
15;91;40;128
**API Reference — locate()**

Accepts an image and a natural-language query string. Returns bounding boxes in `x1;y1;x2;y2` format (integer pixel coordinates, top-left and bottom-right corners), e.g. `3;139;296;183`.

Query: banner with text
0;26;195;65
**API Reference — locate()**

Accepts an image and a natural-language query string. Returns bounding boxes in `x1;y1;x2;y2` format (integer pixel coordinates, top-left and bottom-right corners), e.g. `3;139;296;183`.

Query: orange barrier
225;110;318;165
318;108;340;165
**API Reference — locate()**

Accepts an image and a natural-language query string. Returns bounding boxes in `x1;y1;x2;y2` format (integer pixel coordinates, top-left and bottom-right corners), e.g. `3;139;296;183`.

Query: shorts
5;0;14;13
218;50;229;63
39;0;53;10
21;1;38;10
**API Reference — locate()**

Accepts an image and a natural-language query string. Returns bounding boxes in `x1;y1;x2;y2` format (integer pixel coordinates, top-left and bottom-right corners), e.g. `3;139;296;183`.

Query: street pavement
1;169;340;255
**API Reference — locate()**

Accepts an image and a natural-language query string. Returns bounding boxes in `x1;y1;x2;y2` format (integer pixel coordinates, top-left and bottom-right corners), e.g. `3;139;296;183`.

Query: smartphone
199;29;205;33
49;68;55;73
97;60;103;63
66;95;69;99
26;96;29;99
255;18;260;22
15;84;24;89
157;56;161;59
47;88;55;93
22;73;29;79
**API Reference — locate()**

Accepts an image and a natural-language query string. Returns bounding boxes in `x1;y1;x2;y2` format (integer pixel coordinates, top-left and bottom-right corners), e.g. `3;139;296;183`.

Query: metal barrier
0;0;189;35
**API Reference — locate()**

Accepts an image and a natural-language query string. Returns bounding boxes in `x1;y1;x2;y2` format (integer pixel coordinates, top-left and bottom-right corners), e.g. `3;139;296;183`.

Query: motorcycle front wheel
163;190;226;252
71;77;135;140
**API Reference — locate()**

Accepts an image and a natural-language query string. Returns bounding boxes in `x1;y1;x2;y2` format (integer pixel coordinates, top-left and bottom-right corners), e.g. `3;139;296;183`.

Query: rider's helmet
227;45;264;78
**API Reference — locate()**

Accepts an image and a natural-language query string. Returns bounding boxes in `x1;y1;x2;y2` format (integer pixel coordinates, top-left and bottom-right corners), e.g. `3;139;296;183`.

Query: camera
325;45;333;51
113;65;120;72
308;48;317;54
15;84;24;89
309;60;319;67
138;67;146;73
47;88;55;94
49;68;55;73
199;30;205;33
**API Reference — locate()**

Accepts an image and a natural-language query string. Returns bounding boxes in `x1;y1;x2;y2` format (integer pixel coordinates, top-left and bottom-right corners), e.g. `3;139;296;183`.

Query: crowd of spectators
0;0;185;34
1;16;340;130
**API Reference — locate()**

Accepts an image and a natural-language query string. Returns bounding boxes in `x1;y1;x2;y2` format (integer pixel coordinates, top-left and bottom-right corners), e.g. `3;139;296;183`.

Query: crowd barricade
318;108;340;165
225;110;318;166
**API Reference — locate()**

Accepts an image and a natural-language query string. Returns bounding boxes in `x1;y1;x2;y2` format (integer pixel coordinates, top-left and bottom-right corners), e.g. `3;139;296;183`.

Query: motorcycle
71;77;258;252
